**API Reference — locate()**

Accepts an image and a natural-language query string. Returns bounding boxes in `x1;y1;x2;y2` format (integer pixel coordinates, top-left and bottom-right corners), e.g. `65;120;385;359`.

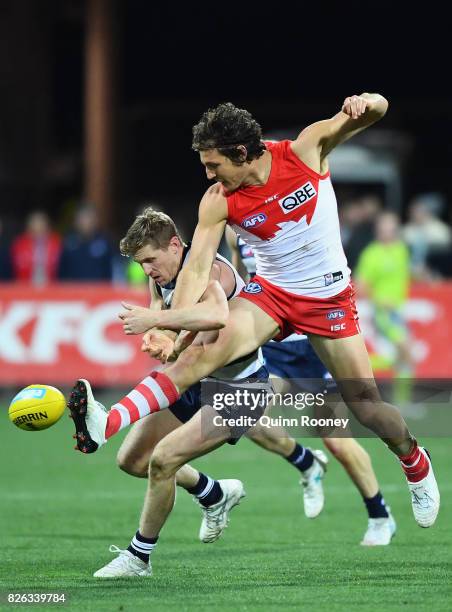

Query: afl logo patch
242;213;267;229
244;282;263;294
326;310;345;320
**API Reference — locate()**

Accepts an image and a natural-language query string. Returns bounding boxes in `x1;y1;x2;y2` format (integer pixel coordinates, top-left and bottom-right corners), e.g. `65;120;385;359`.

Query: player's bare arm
170;184;228;309
120;255;234;335
292;93;389;172
136;279;229;333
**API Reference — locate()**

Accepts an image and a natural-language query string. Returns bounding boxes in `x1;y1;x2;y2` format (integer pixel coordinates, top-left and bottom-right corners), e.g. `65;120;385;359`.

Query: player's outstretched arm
292;93;388;167
136;280;228;333
161;280;228;331
170;185;228;310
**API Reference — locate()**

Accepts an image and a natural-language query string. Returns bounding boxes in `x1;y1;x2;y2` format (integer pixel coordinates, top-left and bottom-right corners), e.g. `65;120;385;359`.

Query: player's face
134;239;181;285
200;149;248;191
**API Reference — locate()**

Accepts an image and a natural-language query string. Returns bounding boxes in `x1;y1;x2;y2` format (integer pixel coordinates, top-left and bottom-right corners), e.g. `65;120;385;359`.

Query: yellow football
9;384;66;431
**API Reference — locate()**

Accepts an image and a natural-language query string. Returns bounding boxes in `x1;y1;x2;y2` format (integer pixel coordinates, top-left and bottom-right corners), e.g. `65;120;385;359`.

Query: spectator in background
355;211;413;403
10;211;61;285
0;217;12;280
340;194;382;271
402;193;452;279
58;205;113;281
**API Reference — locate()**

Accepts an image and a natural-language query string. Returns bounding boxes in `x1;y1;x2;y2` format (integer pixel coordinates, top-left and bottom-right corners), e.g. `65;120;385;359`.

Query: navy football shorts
169;366;270;444
262;338;337;393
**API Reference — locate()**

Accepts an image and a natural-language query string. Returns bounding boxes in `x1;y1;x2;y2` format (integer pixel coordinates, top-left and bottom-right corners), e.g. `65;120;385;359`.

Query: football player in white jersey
71;94;439;535
225;225;396;545
78;208;327;578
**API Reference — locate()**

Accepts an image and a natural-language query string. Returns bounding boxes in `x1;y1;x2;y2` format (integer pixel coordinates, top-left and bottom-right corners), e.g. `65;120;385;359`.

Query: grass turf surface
1;396;451;611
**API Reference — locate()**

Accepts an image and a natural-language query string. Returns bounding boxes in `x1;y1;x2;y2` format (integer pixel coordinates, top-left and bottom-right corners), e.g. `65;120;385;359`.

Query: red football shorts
238;275;360;340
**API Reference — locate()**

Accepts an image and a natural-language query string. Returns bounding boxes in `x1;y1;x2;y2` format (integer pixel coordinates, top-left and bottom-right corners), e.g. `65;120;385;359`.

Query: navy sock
127;530;158;563
364;491;389;519
186;472;223;507
285;443;314;472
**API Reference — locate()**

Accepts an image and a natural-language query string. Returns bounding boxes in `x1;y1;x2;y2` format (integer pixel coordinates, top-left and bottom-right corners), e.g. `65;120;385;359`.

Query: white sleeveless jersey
157;244;265;381
226;140;350;298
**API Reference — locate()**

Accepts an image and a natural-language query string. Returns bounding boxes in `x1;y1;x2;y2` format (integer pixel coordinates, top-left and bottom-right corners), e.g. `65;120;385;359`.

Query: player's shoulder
203;182;227;202
199;183;228;222
265;139;291;156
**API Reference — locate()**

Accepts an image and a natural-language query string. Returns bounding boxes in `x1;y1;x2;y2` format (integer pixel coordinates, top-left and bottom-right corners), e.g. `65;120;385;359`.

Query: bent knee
149;444;180;480
116;449;149;478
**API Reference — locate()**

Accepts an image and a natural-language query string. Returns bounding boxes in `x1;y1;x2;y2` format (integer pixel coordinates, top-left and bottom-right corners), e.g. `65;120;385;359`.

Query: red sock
105;371;180;439
400;443;429;482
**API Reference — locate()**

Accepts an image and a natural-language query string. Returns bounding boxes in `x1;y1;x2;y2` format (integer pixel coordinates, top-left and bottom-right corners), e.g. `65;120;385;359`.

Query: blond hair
120;207;182;256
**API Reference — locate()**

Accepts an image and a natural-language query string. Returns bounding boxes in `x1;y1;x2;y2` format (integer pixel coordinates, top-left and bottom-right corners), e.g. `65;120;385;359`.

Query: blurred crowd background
1;190;451;285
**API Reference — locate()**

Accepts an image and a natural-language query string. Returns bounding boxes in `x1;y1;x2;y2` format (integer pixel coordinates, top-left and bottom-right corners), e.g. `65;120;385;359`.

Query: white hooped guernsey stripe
108;373;175;436
111;404;131;429
141;375;170;407
126;389;156;419
111;374;171;416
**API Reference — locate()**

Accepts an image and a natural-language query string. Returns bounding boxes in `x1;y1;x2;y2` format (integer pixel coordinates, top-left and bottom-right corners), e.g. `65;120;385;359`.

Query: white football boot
300;449;328;518
67;379;107;453
93;545;152;578
198;479;246;543
361;509;397;546
406;448;440;528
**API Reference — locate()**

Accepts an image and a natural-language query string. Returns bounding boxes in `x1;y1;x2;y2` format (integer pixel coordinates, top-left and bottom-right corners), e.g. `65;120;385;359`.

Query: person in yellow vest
355;211;413;404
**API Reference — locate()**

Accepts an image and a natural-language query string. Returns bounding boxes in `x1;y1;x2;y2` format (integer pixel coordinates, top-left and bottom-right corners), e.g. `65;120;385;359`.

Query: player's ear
169;235;180;253
236;145;248;163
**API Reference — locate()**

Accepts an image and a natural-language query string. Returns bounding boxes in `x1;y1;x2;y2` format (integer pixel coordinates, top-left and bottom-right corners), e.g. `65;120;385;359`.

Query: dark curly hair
192;102;266;163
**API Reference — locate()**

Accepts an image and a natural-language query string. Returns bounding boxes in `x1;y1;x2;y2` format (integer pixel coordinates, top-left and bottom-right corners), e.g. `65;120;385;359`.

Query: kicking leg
68;299;278;452
104;299;278;439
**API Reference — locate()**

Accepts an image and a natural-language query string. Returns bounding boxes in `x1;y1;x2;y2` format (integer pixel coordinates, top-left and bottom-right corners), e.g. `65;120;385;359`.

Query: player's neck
240;150;272;188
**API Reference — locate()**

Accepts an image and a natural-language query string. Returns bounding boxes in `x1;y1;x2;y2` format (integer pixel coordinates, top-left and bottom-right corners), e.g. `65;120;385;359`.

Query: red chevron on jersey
225;139;350;298
226;141;321;241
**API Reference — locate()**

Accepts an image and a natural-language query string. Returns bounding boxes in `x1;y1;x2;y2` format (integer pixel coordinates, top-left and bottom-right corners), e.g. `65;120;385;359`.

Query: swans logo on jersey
243;281;263;294
278;181;317;215
326;310;345;320
242;213;267;229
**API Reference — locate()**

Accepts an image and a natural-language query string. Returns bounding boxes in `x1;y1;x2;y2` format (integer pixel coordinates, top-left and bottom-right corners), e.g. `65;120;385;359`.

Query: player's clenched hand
341;95;369;120
118;301;157;334
141;330;175;363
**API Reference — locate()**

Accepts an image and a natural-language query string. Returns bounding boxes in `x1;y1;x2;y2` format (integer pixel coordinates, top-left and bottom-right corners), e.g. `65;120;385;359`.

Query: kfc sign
0;284;155;385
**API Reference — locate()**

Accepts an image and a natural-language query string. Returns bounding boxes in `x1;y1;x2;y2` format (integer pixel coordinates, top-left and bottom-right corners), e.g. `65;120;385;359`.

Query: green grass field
1;395;451;611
